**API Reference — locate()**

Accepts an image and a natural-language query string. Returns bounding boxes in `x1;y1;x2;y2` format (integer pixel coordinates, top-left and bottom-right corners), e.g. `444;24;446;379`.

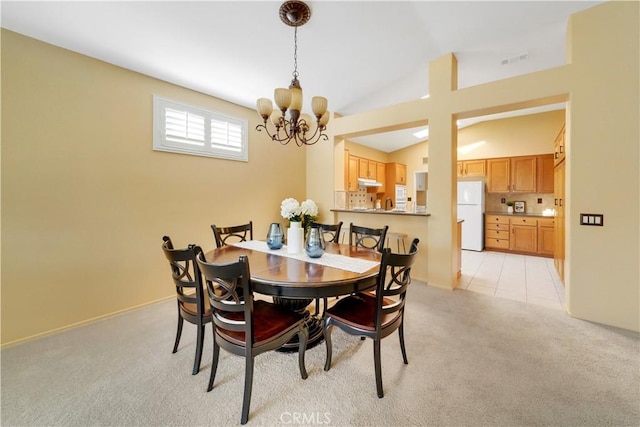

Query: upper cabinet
376;162;386;193
554;123;566;166
387;163;407;185
487;155;551;193
358;158;377;180
346;151;359;192
457;159;486;177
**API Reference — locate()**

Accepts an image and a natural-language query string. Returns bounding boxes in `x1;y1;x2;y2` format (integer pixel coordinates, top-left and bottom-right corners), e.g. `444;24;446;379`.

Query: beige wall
2;1;638;345
330;1;639;331
1;30;307;345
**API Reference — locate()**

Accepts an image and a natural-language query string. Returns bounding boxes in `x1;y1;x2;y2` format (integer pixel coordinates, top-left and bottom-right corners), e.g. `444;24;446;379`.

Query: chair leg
399;321;408;365
240;355;254;425
192;323;205;375
298;327;309;379
207;340;220;392
374;338;384;398
172;315;184;354
323;320;333;371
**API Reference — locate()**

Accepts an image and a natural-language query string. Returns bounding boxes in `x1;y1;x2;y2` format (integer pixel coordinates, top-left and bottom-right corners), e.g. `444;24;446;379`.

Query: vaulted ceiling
1;1;603;151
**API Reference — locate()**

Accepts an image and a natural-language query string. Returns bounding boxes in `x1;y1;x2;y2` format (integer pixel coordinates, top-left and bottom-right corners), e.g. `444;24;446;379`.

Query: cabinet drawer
538;218;555;227
486;229;510;239
485;238;510;250
486;215;510;225
510;217;537;226
485;222;510;231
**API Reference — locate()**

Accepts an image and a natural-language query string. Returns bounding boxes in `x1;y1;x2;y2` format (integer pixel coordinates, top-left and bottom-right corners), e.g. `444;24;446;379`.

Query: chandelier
256;0;329;147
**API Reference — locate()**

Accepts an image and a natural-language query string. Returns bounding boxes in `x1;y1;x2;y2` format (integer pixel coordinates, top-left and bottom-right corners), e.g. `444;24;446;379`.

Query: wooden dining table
205;241;382;350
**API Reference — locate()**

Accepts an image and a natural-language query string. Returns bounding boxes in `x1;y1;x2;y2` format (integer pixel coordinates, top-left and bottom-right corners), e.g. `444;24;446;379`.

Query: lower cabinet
537;218;555;256
484;215;553;257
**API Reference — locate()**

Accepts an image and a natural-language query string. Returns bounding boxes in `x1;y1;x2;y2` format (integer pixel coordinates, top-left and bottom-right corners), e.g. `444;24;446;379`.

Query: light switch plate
580;213;604;226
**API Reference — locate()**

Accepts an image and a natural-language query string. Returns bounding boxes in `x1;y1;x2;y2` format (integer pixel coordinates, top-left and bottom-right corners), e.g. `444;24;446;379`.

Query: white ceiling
1;1;602;152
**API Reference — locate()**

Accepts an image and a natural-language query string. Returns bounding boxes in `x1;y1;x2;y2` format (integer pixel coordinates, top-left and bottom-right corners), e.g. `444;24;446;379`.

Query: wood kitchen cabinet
554;161;566;281
457;159;486;177
537;154;555;194
510;217;537;253
485;215;510;250
346;153;359;192
554;123;566;167
375;162;386;193
537;218;555;256
386;163;407;185
358;158;377;180
487;155;537;193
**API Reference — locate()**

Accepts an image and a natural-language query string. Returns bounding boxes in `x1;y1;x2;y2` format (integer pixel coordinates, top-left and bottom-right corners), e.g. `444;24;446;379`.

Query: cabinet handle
554;198;558;206
555;152;558;159
559;199;563;207
560;146;564;154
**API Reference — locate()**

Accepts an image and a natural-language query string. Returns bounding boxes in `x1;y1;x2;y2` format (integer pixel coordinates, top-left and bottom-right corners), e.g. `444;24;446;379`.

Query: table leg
272;297;324;352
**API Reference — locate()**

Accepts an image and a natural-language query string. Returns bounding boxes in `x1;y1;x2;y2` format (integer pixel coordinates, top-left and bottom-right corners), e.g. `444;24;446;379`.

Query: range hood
358;178;382;188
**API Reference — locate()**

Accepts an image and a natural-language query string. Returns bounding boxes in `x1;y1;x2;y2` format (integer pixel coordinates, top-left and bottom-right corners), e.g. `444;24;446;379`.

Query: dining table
205;240;382;351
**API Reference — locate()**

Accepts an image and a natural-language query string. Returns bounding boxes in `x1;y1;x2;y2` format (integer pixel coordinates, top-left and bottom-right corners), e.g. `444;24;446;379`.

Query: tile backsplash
486;193;555;214
348;188;376;209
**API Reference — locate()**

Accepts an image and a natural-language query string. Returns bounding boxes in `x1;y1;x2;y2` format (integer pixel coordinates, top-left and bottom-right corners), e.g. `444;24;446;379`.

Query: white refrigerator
457;181;485;251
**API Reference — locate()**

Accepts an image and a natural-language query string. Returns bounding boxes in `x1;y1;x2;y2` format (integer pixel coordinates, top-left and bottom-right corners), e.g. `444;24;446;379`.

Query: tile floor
459;250;565;310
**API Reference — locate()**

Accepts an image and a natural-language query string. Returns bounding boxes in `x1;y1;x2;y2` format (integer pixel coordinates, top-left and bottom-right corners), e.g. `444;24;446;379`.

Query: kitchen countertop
331;208;430;217
485;211;554;218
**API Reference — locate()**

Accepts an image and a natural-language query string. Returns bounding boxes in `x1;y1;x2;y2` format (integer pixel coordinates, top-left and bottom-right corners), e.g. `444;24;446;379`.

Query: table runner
231;240;380;274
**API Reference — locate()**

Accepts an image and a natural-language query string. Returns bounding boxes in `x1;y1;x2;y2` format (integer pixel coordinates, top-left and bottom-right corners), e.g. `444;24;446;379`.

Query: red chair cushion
325;292;400;331
216;300;305;347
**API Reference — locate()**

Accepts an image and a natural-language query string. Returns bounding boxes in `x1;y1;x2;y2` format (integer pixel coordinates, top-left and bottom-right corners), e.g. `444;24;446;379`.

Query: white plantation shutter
153;96;248;161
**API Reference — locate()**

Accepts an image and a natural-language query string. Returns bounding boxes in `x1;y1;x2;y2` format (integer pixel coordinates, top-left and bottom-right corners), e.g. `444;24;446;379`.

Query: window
153;95;248;162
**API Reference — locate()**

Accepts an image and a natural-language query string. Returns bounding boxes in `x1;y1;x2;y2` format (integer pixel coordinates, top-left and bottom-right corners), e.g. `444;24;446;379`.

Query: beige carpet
2;282;639;426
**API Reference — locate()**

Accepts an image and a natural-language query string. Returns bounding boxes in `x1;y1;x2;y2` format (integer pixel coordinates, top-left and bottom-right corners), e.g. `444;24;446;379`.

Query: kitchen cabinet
554;123;566;167
485;215;510;250
510;217;537;253
358;158;377;180
554;161;566;282
487;155;537;193
537;218;555;256
457;159;486;177
346;153;359;192
537;154;555;194
386;163;407;185
376;162;386;193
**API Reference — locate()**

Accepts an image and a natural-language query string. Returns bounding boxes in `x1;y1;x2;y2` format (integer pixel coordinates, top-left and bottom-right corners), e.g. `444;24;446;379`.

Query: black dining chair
161;236;212;375
211;221;253;248
309;221;343;243
322;238;419;398
349;223;389;252
195;247;309;425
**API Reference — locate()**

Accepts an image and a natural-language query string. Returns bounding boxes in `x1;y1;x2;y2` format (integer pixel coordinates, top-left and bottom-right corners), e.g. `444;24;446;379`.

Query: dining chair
161;235;212;375
211;221;253;248
309;221;343;243
349;223;389;252
194;247;309;425
322;238;419;398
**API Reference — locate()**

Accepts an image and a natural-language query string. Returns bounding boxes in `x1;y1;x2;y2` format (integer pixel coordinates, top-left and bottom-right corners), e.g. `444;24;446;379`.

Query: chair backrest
195;248;254;345
211;221;253;248
349;223;389;252
374;239;419;330
309;221;343;243
161;235;207;317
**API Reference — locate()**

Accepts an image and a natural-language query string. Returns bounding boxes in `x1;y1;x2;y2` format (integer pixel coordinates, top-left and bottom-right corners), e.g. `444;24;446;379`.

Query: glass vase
266;223;284;249
304;227;326;258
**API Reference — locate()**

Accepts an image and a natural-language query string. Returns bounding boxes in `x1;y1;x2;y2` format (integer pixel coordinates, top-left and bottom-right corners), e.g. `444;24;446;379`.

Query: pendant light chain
292;26;299;80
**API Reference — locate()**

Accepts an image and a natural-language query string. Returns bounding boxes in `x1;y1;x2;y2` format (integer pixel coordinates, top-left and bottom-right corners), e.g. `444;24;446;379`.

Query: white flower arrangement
280;198;318;228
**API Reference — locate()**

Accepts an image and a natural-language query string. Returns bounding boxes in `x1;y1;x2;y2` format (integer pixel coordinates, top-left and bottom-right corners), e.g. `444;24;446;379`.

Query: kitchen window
153;95;248;162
